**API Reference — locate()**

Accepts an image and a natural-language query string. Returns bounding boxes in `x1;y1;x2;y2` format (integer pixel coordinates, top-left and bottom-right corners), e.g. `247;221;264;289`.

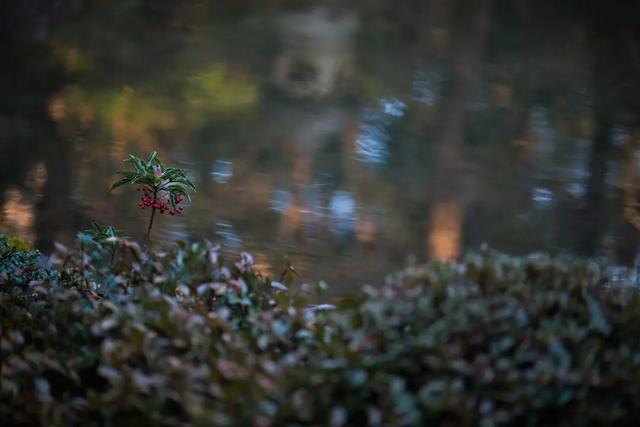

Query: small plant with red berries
111;152;196;241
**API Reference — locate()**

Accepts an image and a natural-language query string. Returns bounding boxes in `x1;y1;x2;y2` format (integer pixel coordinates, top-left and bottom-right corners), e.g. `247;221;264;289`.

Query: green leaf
110;176;133;190
146;151;158;167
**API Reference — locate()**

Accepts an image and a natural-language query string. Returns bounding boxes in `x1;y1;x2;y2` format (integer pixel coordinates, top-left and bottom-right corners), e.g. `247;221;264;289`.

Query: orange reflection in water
356;213;376;246
277;201;304;240
252;254;273;278
1;189;35;243
427;200;461;262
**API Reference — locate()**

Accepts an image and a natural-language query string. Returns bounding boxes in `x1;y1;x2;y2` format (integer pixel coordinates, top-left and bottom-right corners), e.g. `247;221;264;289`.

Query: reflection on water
356;99;407;164
2;190;34;243
211;160;233;184
2;0;640;287
428;200;462;262
273;6;357;98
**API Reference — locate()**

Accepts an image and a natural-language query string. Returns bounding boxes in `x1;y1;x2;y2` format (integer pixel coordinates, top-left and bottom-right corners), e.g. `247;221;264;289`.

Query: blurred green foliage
2;233;640;426
185;64;259;124
52;63;258;139
1;235;32;253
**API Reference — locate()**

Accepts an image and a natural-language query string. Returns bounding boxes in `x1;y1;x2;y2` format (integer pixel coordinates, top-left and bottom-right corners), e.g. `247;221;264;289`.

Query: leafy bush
2;233;640;426
0;235;57;288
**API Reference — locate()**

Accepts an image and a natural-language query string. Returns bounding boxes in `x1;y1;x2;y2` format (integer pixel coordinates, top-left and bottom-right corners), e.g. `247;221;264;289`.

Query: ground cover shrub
0;235;57;289
2;232;640;426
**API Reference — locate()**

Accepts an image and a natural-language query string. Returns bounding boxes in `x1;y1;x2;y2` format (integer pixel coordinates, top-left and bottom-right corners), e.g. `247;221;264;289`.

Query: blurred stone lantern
273;7;358;99
269;7;361;243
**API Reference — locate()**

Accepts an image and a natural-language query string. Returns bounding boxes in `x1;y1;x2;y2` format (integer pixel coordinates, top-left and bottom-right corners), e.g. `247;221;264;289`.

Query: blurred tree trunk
427;0;491;260
577;8;640;259
34;126;78;251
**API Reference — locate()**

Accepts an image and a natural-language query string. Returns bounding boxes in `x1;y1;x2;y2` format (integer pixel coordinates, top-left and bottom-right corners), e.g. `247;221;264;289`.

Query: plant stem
146;190;157;243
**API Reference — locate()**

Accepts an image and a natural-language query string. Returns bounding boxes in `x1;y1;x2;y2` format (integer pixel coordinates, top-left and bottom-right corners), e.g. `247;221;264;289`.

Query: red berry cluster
136;187;184;215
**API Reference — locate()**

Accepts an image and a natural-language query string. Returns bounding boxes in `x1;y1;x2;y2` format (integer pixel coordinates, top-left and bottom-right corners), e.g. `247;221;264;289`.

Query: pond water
2;1;640;287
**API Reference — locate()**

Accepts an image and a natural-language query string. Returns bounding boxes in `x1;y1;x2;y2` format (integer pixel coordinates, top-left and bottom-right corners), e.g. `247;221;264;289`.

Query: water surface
2;1;640;287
